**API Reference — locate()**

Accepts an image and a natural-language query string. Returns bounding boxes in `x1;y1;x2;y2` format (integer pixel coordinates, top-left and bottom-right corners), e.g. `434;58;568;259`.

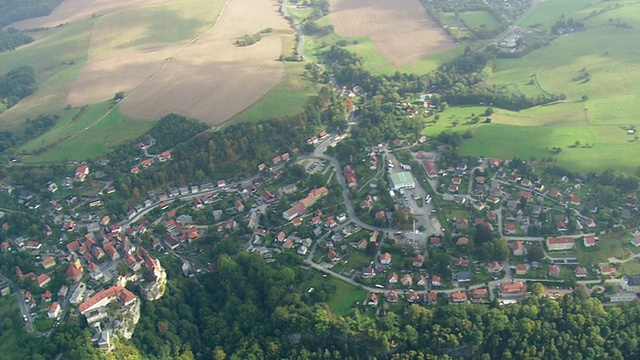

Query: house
430;237;442;247
575;266;587;278
47;302;61;319
621;275;640;292
66;263;83;283
426;292;438;305
431;275;442;286
585;218;596;228
451;291;468;303
158;150;171;161
362;267;375;278
42;256;56;269
0;241;10;252
36;274;51;288
141;159;153;168
452;177;462;185
283;238;294;249
456;271;471;282
546;237;574;251
407;290;419;303
569;195;582;206
412;254;424;267
388;273;399;284
473;201;485;211
456;237;469;246
455;219;469;231
386;290;398;303
512;241;525;256
499;281;526;297
504;223;517;235
600;265;617;276
367;293;379;306
548;265;560;277
401;274;413;287
448;185;459;193
379;252;392;265
78;285;136;316
487;262;503;273
344;166;357;189
357;239;368;250
26;241;42;250
471;288;489;300
375;211;386;221
417;275;427;287
234;200;245;213
454;257;470;267
584;236;597;247
42;290;52;302
422;160;438;178
516;264;528;275
74;165;89;182
328;249;340;263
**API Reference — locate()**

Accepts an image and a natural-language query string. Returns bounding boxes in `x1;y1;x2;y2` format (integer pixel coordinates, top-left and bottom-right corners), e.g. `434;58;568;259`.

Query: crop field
328;0;456;67
119;0;291;124
227;62;317;124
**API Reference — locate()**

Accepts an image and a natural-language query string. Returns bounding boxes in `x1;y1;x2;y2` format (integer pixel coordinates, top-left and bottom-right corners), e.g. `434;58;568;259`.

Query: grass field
519;0;595;29
459;11;501;31
324;276;368;316
21;101;153;163
446;0;640;174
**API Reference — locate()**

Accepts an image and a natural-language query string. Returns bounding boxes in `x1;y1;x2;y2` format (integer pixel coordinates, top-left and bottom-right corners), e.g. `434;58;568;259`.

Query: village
0;100;639;352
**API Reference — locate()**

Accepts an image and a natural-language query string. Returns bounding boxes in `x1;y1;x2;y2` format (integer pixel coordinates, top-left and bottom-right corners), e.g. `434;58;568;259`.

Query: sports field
329;0;456;67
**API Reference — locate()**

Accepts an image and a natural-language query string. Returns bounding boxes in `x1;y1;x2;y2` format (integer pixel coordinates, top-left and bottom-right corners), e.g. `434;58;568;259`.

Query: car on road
23;315;27;322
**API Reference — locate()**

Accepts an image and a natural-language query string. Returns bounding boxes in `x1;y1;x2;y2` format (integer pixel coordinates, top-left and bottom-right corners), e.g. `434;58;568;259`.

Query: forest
0;65;37;112
0;0;64;28
100;252;640;359
0;28;33;53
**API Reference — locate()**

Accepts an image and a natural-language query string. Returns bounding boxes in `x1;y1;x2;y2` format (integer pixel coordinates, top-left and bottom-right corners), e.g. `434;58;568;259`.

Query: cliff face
117;300;140;340
140;259;167;301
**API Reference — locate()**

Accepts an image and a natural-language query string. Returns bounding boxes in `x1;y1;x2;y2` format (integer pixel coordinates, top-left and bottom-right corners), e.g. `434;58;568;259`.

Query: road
481;0;540;51
0;272;49;336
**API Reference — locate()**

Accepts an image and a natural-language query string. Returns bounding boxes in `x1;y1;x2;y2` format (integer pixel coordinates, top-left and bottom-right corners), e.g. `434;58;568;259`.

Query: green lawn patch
459;11;501;31
324;276;369;316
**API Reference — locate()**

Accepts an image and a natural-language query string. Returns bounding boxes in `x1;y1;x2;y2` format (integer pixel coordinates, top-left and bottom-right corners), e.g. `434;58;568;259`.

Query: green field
324;276;368;316
459;11;501;31
519;0;595;29
21;101;153;163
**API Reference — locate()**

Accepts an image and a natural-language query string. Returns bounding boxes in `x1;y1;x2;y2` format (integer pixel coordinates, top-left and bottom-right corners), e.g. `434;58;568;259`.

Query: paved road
0;272;49;336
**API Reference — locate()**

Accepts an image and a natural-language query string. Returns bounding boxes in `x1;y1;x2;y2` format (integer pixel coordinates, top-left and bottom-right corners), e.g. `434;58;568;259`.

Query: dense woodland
0;0;63;28
0;28;33;53
130;253;640;360
0;65;37;112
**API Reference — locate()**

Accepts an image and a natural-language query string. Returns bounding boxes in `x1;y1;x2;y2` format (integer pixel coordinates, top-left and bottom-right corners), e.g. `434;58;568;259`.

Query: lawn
575;232;635;265
21;102;154;163
324;276;369;316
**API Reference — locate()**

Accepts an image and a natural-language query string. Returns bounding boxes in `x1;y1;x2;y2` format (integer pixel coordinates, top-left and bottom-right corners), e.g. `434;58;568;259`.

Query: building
390;172;415;190
499;281;526;297
584;236;597;247
451;291;468;303
546;237;575;251
610;293;637;303
47;302;60;319
344;166;357;189
74;165;89;182
78;285;136;315
512;241;525;256
621;275;640;292
515;264;528;275
36;274;51;288
42;256;56;270
422;160;438;178
379;252;392;265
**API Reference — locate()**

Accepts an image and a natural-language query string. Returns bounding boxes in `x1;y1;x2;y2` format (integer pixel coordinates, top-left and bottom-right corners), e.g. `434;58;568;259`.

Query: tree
484;107;494;116
530;282;544;297
114;91;125;101
527;246;544;262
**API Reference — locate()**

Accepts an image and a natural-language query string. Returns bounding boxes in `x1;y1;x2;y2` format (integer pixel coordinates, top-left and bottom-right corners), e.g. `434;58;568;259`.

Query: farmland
328;0;456;67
